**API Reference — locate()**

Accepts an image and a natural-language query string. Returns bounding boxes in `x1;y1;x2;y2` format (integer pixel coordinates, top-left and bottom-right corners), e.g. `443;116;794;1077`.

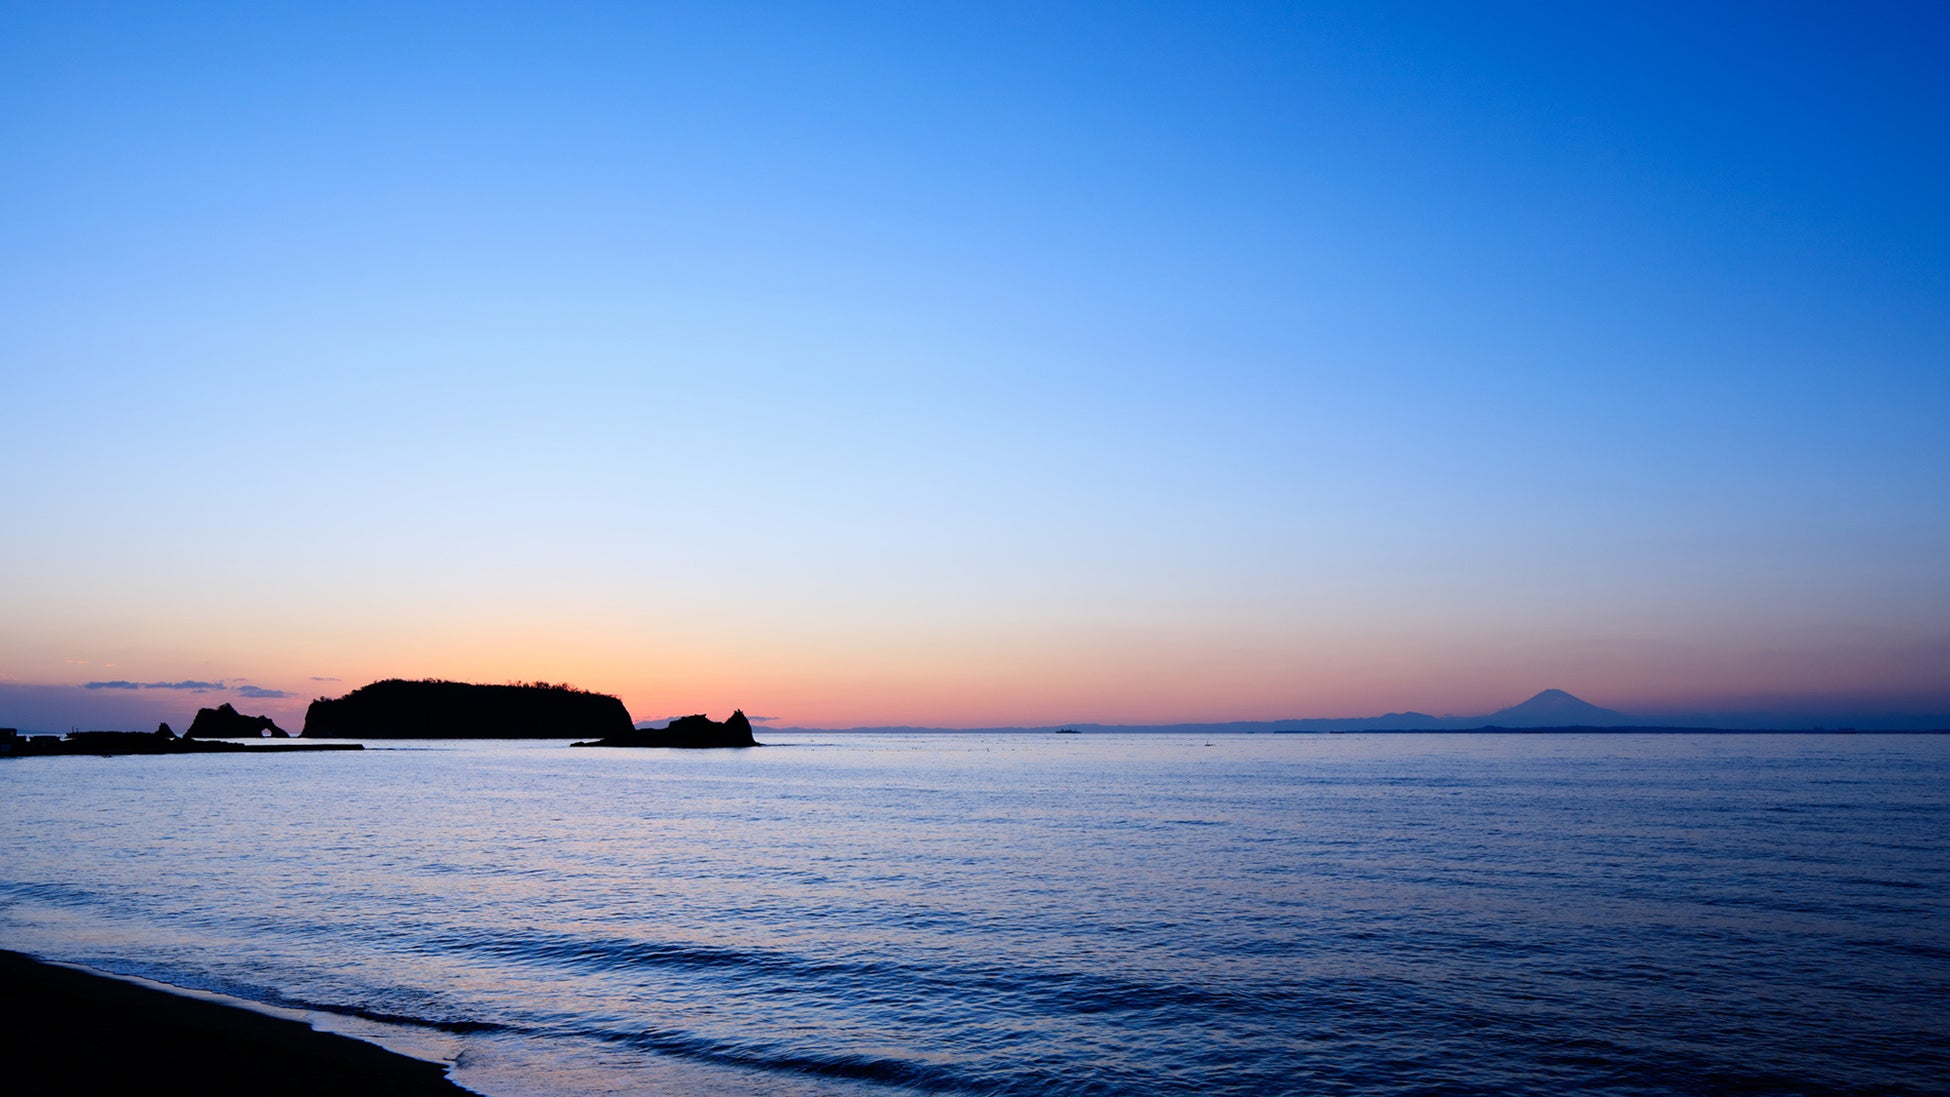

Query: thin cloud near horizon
79;680;292;700
85;680;226;692
235;685;292;699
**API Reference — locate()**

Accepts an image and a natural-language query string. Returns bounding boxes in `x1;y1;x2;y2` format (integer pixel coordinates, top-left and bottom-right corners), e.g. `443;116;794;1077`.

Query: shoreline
0;950;476;1096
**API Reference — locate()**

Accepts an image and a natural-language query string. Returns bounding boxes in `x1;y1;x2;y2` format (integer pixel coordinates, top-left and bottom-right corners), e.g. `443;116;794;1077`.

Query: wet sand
0;951;475;1096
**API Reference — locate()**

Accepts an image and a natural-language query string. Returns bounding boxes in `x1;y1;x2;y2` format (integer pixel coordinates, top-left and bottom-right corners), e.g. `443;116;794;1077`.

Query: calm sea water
2;733;1945;1096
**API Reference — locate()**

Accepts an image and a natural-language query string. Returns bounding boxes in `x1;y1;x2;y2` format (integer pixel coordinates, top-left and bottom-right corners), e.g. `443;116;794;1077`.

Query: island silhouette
302;679;634;739
572;710;759;749
187;703;293;739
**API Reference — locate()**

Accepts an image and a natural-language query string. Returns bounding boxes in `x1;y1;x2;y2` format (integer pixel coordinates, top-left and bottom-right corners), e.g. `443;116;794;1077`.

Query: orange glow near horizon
7;565;1947;732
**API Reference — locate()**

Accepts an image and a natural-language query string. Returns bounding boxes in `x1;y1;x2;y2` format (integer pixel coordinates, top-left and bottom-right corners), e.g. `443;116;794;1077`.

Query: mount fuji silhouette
1477;689;1628;727
772;689;1641;735
768;687;1947;734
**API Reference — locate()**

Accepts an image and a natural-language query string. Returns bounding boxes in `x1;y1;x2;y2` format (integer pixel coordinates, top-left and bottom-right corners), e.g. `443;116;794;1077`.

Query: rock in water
187;703;292;739
572;710;759;749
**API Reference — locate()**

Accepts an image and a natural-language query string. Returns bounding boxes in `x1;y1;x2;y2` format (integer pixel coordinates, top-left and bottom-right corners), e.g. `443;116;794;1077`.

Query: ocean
2;732;1945;1096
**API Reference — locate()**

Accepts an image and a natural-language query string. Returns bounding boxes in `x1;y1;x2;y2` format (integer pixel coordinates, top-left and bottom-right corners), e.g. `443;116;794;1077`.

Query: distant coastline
768;723;1949;735
5;686;1945;741
764;689;1950;735
1;727;362;758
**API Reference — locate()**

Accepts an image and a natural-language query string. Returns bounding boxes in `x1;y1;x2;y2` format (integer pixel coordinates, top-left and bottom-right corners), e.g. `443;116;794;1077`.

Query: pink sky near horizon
6;610;1946;732
9;533;1944;733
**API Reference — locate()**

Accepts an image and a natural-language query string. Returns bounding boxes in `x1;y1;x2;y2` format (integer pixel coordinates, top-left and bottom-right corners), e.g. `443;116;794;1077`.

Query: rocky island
572;710;759;749
187;703;294;738
302;679;635;739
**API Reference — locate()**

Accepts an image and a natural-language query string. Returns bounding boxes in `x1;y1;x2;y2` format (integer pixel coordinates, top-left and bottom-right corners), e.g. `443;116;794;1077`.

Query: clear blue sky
4;2;1947;730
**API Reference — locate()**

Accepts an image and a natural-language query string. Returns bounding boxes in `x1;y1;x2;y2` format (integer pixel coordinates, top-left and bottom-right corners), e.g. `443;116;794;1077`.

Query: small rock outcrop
186;703;292;739
572;710;758;749
302;679;636;739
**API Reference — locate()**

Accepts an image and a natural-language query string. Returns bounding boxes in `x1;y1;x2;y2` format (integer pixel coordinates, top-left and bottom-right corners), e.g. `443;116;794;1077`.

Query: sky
4;1;1947;732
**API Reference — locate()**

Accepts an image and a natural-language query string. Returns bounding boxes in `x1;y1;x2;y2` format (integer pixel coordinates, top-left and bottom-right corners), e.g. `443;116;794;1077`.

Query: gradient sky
4;2;1947;731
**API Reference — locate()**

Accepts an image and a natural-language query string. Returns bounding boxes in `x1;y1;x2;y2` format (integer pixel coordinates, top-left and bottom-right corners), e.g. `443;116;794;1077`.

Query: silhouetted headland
573;710;759;748
1;726;360;758
303;679;635;739
0;950;473;1096
188;702;293;738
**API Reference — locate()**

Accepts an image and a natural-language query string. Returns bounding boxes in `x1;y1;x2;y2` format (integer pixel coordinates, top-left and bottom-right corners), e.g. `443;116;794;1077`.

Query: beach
0;950;473;1096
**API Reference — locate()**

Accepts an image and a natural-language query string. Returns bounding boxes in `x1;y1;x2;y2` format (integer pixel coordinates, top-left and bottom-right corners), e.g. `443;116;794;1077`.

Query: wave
607;1027;971;1091
416;925;1296;1022
0;880;108;908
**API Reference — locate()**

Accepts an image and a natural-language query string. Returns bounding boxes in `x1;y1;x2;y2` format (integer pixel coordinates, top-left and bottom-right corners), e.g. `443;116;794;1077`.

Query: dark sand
0;951;476;1096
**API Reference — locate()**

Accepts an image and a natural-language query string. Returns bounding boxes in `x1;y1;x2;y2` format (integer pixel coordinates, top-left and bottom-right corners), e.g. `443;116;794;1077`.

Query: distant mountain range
770;689;1949;734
